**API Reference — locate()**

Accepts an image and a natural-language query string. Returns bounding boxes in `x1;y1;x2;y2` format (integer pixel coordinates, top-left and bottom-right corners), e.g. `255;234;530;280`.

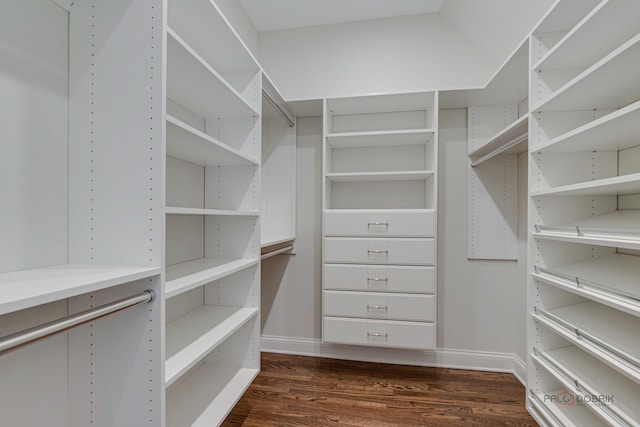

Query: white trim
261;335;525;375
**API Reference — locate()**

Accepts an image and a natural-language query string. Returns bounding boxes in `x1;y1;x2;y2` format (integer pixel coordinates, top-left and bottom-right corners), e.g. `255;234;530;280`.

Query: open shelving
533;345;640;425
527;2;640;425
164;0;261;424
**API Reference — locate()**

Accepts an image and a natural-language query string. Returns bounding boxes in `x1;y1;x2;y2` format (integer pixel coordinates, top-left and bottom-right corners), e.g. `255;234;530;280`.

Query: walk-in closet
1;0;638;426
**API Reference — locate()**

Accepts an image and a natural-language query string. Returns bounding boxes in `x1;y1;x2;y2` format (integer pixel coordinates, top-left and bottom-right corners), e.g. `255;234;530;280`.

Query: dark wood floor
223;352;537;426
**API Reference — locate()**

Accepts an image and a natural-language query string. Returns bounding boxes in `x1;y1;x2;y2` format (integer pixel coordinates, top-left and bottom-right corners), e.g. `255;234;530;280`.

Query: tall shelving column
526;0;640;425
322;92;438;350
163;0;262;425
0;1;164;426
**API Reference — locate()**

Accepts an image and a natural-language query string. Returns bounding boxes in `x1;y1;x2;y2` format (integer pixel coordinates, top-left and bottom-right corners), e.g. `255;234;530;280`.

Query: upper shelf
326;92;434;116
532;100;640;153
532;34;640;112
468;115;528;166
326;129;434;148
167;0;258;75
166;115;259;167
533;0;601;36
534;0;640;71
0;264;161;315
166;29;259;119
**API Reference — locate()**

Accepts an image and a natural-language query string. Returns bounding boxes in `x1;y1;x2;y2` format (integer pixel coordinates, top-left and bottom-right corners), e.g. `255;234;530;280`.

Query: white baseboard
261;335;525;376
512;354;527;386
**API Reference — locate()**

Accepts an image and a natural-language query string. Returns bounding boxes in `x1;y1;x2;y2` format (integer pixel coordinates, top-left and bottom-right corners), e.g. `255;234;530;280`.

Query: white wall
258;13;492;101
440;0;555;71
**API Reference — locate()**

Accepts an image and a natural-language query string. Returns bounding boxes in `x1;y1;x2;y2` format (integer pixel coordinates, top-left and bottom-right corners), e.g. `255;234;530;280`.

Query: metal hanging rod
0;290;155;355
262;89;295;128
470;133;528;168
261;245;294;260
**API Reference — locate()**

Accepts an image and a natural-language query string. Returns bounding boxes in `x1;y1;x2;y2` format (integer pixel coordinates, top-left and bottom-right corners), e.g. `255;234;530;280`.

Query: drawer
323;317;435;350
323;264;435;293
323;291;435;322
323;237;435;265
324;210;435;237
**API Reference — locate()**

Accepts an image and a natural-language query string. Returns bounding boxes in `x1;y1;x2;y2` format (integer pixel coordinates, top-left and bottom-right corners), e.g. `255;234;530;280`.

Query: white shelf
166;28;258;119
326;171;434;182
0;264;161;316
532;100;640;153
326;129;434;148
166;115;259;167
534;1;640;71
166;207;259;217
533;210;640;250
534;301;640;382
535;346;640;426
167;0;257;75
532;253;640;317
165;305;257;386
533;34;640;112
166;364;259;427
531;173;640;197
533;0;601;35
468;114;528;162
165;258;259;299
326;92;433;115
260;235;295;249
529;391;608;427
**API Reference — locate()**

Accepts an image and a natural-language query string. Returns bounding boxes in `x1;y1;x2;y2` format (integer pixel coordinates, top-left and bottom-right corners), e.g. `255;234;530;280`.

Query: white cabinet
322;92;438;350
163;0;262;425
527;1;640;425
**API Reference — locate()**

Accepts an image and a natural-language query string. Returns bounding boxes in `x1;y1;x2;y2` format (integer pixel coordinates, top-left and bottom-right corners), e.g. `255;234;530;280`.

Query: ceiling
238;0;443;32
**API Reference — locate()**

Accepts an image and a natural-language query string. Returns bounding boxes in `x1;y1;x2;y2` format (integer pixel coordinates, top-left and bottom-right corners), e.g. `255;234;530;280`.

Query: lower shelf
528;390;607;427
533;346;640;426
167;365;259;427
165;306;258;386
165;258;258;298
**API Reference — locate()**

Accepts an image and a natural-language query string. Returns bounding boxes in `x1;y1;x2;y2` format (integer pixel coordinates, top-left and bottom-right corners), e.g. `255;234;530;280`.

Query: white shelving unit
456;39;529;260
322;92;438;350
0;1;164;426
164;0;262;424
527;1;640;425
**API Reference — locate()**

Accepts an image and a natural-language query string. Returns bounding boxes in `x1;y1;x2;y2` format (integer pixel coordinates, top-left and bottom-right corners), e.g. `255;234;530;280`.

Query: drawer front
323;264;435;293
323;291;435;322
323;317;435;350
324;210;435;237
324;237;435;265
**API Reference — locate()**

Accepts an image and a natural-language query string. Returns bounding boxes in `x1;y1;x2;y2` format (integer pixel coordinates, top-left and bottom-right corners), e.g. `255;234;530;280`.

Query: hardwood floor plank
223;353;537;426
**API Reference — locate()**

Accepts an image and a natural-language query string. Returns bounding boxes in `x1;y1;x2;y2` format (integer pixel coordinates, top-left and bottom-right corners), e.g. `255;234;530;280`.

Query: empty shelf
468;115;528;159
166;29;258;119
165;305;257;386
166;115;259;167
327;92;434;116
166;207;259;217
530;173;640;197
529;390;608;427
260;235;295;249
326;129;434;148
534;301;640;382
0;264;161;315
533;34;640;112
532;100;640;153
534;346;640;426
326;171;434;182
533;210;640;249
165;258;258;299
167;364;259;427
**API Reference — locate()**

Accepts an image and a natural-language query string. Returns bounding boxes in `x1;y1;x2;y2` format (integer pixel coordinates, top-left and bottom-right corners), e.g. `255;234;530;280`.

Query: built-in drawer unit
324;209;435;237
323;317;435;350
323;237;435;265
323;290;435;321
323;264;435;293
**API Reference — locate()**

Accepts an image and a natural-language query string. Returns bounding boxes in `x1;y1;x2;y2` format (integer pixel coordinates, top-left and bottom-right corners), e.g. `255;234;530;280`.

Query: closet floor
223;352;536;426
